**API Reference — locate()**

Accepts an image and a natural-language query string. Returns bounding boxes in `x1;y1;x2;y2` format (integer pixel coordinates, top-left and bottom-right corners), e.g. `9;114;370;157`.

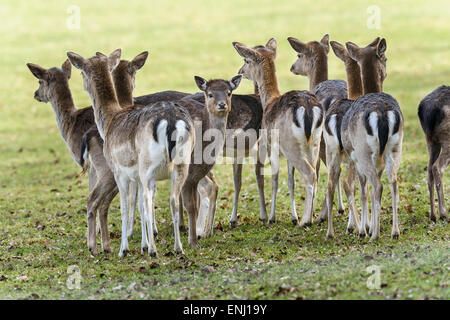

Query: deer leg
127;182;137;238
287;160;298;225
432;145;449;221
337;180;345;214
142;178;157;257
204;175;218;238
87;165;102;237
182;183;200;249
171;165;189;254
230;160;243;227
137;183;148;254
358;173;369;238
368;171;383;242
386;152;401;239
293;158;316;228
97;175;118;253
86;190;98;256
427;143;441;222
343;162;360;233
325;151;342;239
178;194;186;231
255;142;268;222
150;183;158;237
197;174;218;238
116;176;131;257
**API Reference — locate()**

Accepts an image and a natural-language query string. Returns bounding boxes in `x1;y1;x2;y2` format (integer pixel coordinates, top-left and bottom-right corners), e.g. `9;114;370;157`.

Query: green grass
0;0;449;299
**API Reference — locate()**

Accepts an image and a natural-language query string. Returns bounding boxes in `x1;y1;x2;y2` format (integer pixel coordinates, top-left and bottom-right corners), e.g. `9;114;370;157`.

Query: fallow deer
318;39;367;237
340;38;404;241
287;34;348;222
67;49;195;257
233;39;323;227
418;85;449;222
137;86;265;228
175;75;242;246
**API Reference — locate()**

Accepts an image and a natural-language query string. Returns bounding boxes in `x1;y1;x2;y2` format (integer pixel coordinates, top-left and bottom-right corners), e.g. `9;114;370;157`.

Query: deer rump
343;92;402;157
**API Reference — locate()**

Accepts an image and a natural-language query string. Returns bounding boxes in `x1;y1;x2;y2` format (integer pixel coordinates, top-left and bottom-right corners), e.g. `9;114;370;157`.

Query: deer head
232;38;277;83
27;59;72;103
66;49;122;96
346;38;387;88
194;75;242;116
287;34;329;76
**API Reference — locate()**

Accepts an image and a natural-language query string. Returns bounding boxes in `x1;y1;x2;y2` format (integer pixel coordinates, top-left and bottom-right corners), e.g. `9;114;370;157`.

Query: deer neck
88;70;121;139
112;73;134;107
204;107;228;135
345;59;363;99
254;83;260;96
308;54;328;91
48;81;77;142
255;60;281;108
361;61;382;94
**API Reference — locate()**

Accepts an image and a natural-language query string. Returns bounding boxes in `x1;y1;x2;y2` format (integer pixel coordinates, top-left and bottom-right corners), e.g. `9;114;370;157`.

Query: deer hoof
291;218;298;226
338;209;345;214
102;247;112;254
230;220;237;228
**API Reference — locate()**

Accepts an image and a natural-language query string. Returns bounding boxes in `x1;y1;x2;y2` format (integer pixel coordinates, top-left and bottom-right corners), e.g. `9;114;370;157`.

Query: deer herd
26;34;449;257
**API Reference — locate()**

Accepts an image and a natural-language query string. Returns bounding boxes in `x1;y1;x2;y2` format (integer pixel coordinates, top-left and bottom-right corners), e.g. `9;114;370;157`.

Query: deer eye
297;53;303;58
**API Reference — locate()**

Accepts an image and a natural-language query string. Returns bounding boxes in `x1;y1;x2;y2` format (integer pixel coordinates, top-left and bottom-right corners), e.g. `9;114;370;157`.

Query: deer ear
129;51;149;73
368;37;381;48
287;37;309;55
232;42;262;61
61;59;72;79
27;63;49;81
194;76;207;91
67;52;86;70
320;34;330;54
345;42;362;62
265;38;277;56
96;51;107;57
229;74;242;91
108;48;122;71
377;38;386;57
330;41;347;61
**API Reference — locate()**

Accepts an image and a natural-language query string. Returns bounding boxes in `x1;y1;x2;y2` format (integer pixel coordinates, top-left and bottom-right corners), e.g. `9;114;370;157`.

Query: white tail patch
311;106;323;141
172;120;193;165
324;114;339;153
291;106;305;141
148;119;168;165
366;111;379;155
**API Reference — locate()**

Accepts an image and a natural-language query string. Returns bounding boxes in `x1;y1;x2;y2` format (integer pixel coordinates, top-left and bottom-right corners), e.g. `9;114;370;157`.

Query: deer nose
218;102;226;110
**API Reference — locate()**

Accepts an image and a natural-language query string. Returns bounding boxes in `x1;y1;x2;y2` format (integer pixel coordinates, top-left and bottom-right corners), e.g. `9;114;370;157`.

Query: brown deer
87;56;221;241
175;75;242;247
287;34;348;223
318;39;367;237
418;85;449;222
233;38;323;227
137;86;265;228
340;38;404;241
27;53;148;254
67;49;196;257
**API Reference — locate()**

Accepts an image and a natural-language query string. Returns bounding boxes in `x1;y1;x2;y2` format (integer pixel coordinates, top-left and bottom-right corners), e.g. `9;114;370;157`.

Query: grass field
0;0;448;299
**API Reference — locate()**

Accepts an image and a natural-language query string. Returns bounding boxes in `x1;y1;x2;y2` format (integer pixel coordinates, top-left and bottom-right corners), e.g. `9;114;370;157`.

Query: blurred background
0;0;448;300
